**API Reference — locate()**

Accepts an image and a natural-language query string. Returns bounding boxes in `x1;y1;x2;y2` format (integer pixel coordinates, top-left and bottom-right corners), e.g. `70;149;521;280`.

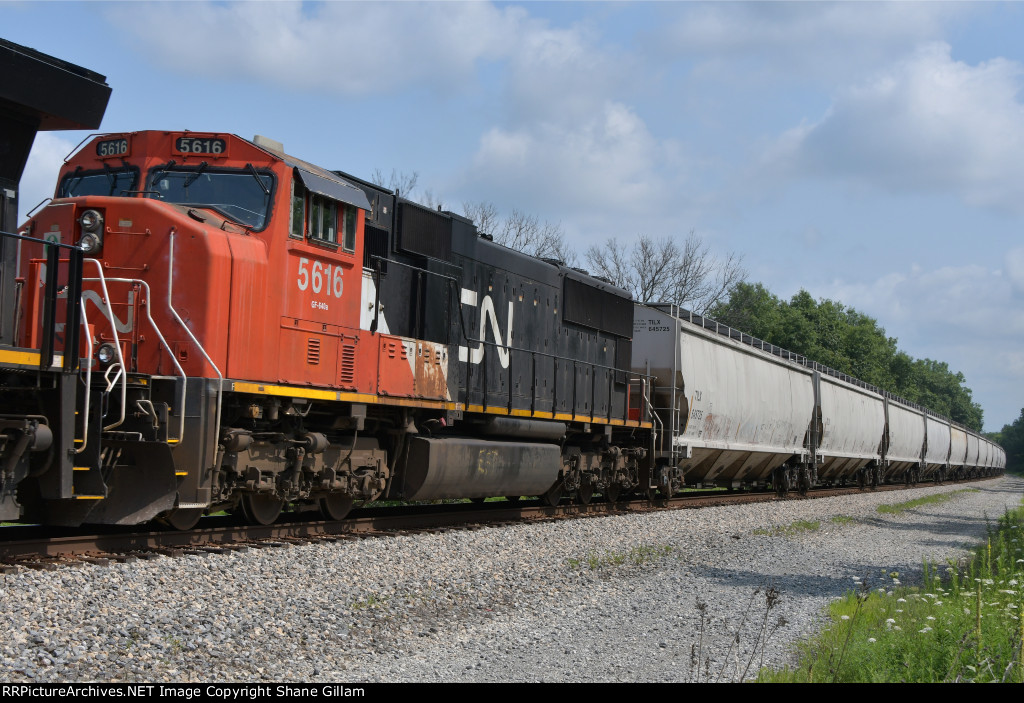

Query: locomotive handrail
74;297;93;454
82;259;127;431
83;276;187;445
168;230;223;442
1;228;84;372
464;332;653;424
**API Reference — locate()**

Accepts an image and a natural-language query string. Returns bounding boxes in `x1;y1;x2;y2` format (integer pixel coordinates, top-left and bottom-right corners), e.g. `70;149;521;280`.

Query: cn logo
458;288;513;369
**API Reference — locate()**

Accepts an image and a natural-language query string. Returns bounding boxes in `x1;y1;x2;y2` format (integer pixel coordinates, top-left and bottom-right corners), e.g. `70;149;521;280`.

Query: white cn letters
458;288;513;369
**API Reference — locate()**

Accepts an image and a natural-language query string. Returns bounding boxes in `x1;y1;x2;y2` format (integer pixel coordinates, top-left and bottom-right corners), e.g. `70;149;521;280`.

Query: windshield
59;168;138;198
148;167;274;229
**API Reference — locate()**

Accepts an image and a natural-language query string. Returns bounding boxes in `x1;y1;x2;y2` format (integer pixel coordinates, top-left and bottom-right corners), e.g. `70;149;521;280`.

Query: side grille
340;344;356;386
307;337;321;365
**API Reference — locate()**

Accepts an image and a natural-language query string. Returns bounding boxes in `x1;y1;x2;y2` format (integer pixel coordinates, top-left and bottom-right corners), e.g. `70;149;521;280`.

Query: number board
96;137;130;158
175;136;227;156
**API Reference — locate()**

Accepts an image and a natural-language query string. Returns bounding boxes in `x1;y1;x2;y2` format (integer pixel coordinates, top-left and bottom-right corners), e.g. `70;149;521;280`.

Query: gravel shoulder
1;476;1021;683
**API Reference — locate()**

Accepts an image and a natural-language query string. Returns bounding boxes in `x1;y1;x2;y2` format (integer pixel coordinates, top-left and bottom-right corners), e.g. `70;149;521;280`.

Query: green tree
992;409;1024;473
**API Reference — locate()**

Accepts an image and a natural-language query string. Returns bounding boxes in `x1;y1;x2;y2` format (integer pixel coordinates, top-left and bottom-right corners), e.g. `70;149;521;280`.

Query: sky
3;1;1022;432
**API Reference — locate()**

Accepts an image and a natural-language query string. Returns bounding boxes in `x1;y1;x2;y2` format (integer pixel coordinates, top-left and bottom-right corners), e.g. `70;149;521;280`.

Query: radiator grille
306;337;321;365
340;344;356;385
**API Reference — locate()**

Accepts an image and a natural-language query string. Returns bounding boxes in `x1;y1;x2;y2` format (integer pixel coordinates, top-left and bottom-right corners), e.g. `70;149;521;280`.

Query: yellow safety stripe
232;381;649;428
0;348;63;368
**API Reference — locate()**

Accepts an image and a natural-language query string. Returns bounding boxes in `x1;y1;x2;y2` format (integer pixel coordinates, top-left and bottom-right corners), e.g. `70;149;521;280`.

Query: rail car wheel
240;494;284;525
577;482;594;505
319;493;355;521
541;484;563;507
160;508;203;531
797;469;810;497
504;495;522;504
604;483;621;503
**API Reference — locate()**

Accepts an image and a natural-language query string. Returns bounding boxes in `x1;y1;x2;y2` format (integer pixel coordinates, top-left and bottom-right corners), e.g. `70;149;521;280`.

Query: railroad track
0;479;992;570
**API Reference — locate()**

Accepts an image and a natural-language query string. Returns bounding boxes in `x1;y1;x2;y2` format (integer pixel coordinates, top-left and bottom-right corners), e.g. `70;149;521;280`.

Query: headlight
79;209;103;232
97;343;118;365
79;232;102;254
79;209;104;254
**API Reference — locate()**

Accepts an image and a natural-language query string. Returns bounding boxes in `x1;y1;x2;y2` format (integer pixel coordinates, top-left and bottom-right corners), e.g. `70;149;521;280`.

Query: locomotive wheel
604;483;621;503
240;494;284;525
577;482;594;505
541;484;563;507
160;508;203;531
319;493;355;521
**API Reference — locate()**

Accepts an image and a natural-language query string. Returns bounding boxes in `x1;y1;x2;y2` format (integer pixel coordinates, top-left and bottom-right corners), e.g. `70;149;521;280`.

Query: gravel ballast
1;476;1021;683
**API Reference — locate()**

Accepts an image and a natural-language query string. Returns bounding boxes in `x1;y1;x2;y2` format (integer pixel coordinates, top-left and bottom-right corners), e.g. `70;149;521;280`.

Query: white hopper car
632;304;1005;495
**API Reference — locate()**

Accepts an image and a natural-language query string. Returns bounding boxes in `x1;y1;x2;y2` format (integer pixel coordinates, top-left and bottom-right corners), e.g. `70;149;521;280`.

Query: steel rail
0;478;998;563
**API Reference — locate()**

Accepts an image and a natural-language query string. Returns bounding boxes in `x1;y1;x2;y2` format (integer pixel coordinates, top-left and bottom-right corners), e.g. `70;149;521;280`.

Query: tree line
989;410;1023;473
372;169;984;432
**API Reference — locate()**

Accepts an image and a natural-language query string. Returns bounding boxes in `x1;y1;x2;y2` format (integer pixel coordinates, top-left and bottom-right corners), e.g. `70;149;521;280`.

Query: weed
754;519;821;537
758;497;1024;682
568;544;674;570
876;488;979;515
350;594;390;610
830;515;855;526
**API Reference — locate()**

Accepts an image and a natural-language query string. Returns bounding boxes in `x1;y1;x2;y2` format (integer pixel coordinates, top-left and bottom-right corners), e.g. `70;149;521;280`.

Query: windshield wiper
65;166;84;196
183;161;209;188
245;163;270;196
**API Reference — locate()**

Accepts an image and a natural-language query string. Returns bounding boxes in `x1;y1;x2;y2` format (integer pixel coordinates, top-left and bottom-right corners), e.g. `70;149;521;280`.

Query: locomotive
0;131;1005;530
0;131;650;529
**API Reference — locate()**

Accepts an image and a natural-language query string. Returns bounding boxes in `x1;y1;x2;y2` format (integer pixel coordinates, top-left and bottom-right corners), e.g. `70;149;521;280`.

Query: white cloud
106;1;528;96
18;132;76;223
651;2;962;83
465;101;681;221
818;257;1024;430
768;43;1024;212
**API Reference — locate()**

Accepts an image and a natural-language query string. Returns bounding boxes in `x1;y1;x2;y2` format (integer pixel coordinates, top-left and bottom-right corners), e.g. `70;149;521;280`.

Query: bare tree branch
586;231;746;312
461;201;576;265
369;168;419;198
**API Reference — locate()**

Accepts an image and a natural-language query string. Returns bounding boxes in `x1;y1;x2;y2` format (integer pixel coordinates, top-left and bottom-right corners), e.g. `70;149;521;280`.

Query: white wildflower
885;618;895;624
926;616;935;621
919;627;932;633
897;598;907;603
935;601;943;606
867;638;876;643
893;625;902;631
841;615;850;620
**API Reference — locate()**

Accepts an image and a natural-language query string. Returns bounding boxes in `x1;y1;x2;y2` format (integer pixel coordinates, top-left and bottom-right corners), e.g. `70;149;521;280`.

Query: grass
876;488;979;515
830;515;855;526
757;497;1024;682
754;519;822;537
568;544;674;570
